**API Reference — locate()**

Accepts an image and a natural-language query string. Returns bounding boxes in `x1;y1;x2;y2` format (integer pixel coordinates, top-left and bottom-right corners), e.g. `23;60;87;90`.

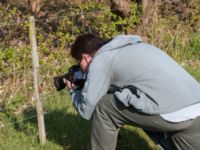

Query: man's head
71;33;106;72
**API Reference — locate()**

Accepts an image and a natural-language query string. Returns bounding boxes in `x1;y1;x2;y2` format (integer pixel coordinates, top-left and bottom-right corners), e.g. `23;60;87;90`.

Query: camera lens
53;76;66;91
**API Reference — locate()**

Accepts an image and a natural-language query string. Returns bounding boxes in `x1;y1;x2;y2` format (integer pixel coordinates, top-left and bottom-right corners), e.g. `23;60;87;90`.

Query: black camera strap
109;84;159;105
107;84;140;98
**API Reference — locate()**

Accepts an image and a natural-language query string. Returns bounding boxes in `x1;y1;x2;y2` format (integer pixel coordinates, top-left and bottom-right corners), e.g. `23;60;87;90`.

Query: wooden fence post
29;16;46;145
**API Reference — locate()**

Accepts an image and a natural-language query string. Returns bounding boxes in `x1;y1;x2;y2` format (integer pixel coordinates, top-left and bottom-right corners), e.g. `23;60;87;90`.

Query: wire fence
1;5;137;133
1;19;69;127
0;8;152;139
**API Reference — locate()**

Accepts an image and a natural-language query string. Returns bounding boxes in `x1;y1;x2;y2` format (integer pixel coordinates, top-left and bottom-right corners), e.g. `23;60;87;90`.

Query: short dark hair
71;33;106;61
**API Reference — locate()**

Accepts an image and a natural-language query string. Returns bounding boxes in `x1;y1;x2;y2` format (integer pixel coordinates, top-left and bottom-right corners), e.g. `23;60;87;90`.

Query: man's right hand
63;78;78;92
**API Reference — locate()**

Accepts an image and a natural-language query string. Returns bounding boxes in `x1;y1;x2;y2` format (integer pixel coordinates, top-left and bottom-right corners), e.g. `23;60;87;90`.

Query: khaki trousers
90;94;200;150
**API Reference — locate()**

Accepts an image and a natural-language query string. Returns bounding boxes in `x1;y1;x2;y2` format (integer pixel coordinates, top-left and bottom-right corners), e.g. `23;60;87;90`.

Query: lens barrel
53;75;67;91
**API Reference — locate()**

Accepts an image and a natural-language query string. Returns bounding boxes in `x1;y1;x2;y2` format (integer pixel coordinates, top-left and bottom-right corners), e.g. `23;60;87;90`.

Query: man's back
94;39;200;114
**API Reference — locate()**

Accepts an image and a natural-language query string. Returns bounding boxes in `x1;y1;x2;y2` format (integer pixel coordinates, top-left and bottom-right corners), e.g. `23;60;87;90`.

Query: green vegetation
0;0;200;150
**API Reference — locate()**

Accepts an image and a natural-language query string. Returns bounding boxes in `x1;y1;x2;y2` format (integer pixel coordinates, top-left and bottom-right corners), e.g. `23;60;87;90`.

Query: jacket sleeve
71;57;112;120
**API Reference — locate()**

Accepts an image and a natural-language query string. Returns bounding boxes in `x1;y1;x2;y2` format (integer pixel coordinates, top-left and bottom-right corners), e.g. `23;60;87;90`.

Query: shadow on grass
13;107;155;150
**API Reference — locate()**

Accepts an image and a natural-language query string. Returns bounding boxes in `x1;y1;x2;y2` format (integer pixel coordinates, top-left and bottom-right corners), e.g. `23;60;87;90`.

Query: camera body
54;65;86;91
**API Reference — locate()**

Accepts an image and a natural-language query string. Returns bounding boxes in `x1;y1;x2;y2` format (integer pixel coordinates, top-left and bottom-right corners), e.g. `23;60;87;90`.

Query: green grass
0;67;200;150
0;90;157;150
186;67;200;82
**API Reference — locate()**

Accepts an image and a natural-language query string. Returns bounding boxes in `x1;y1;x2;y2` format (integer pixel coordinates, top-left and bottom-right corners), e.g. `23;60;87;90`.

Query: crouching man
65;33;200;150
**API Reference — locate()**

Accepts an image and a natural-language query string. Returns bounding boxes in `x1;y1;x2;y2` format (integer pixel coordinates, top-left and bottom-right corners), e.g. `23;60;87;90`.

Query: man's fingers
63;78;72;90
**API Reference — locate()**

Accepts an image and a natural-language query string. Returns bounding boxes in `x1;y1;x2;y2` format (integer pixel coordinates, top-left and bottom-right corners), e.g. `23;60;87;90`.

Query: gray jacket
72;35;200;120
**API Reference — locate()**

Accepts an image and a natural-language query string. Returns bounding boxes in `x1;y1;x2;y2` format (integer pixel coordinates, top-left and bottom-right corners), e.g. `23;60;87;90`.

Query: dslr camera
53;65;86;91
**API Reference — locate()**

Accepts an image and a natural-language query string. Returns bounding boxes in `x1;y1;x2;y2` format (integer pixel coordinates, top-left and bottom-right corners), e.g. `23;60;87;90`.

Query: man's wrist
69;89;74;95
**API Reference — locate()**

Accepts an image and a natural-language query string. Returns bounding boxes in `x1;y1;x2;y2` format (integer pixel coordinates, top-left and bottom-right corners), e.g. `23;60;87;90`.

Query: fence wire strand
0;102;74;129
